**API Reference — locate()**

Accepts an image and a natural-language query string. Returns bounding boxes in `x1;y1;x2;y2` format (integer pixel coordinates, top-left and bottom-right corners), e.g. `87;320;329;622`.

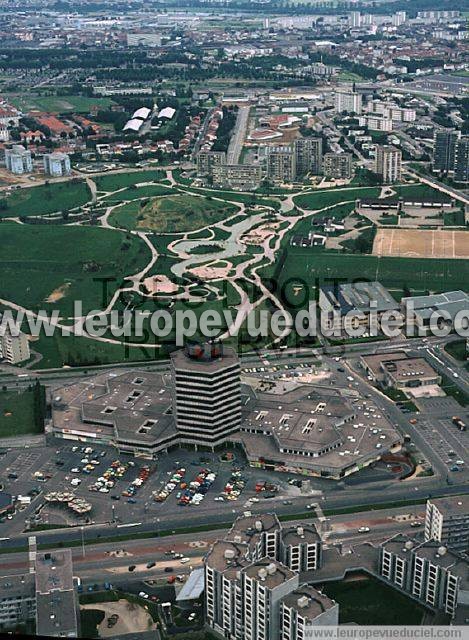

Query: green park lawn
95;170;165;192
0;181;91;218
0;388;42;438
445;339;468;362
125;194;238;233
0;223;151;315
293;186;381;210
293;183;452;212
103;184;173;204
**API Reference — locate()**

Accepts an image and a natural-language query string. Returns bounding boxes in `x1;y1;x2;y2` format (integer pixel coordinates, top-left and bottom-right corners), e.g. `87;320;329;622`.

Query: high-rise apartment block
375;145;402;183
294;138;322;176
323;153;353;180
280;586;339;637
425;496;469;551
0;549;79;637
349;11;361;27
205;513;332;640
43;152;71;177
380;535;467;618
267;146;296;183
5;145;33;174
0;319;30;365
453;138;469;184
392;11;407;26
433;129;460;173
334;90;362;115
197;150;226;176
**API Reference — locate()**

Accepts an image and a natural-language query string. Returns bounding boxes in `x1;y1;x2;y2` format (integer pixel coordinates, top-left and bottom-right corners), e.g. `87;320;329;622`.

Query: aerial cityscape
0;0;468;638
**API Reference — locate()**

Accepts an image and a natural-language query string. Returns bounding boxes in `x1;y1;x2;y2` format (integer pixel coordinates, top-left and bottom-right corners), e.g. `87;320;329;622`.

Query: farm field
7;94;115;113
0;180;91;218
0;223;151;315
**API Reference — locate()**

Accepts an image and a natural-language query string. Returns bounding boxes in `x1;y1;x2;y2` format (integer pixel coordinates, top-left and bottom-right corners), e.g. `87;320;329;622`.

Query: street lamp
80;526;85;558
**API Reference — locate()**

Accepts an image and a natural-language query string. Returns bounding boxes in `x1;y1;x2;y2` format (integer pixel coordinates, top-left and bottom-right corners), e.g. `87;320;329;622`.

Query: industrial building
319;281;399;334
361;353;441;393
401;290;469;335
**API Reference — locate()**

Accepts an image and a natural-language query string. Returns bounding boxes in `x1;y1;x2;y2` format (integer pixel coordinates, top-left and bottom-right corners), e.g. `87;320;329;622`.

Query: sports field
8;94;115;113
373;229;469;259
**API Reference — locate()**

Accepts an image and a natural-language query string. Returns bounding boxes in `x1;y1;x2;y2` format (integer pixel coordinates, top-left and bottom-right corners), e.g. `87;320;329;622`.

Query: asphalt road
1;504;426;584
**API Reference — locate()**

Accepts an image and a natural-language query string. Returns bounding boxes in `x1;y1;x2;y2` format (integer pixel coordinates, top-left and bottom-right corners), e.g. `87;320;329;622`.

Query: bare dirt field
81;599;156;637
373;229;469;259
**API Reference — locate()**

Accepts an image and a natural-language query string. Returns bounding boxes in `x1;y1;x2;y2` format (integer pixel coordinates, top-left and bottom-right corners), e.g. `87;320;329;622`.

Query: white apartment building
334;90;362;114
126;33;162;47
359;115;393;132
280;586;339;639
0;322;30;365
392;11;407;27
425;496;469;551
205;514;328;640
280;526;322;572
0;125;10;142
43;152;71;177
244;560;299;640
380;535;469;618
365;101;416;122
349;11;362;27
375;145;402;183
5;145;33;174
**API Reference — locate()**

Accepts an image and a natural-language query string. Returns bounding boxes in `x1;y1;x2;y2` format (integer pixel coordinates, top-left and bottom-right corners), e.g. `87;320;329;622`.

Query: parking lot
2;354;466;537
0;441;326;537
